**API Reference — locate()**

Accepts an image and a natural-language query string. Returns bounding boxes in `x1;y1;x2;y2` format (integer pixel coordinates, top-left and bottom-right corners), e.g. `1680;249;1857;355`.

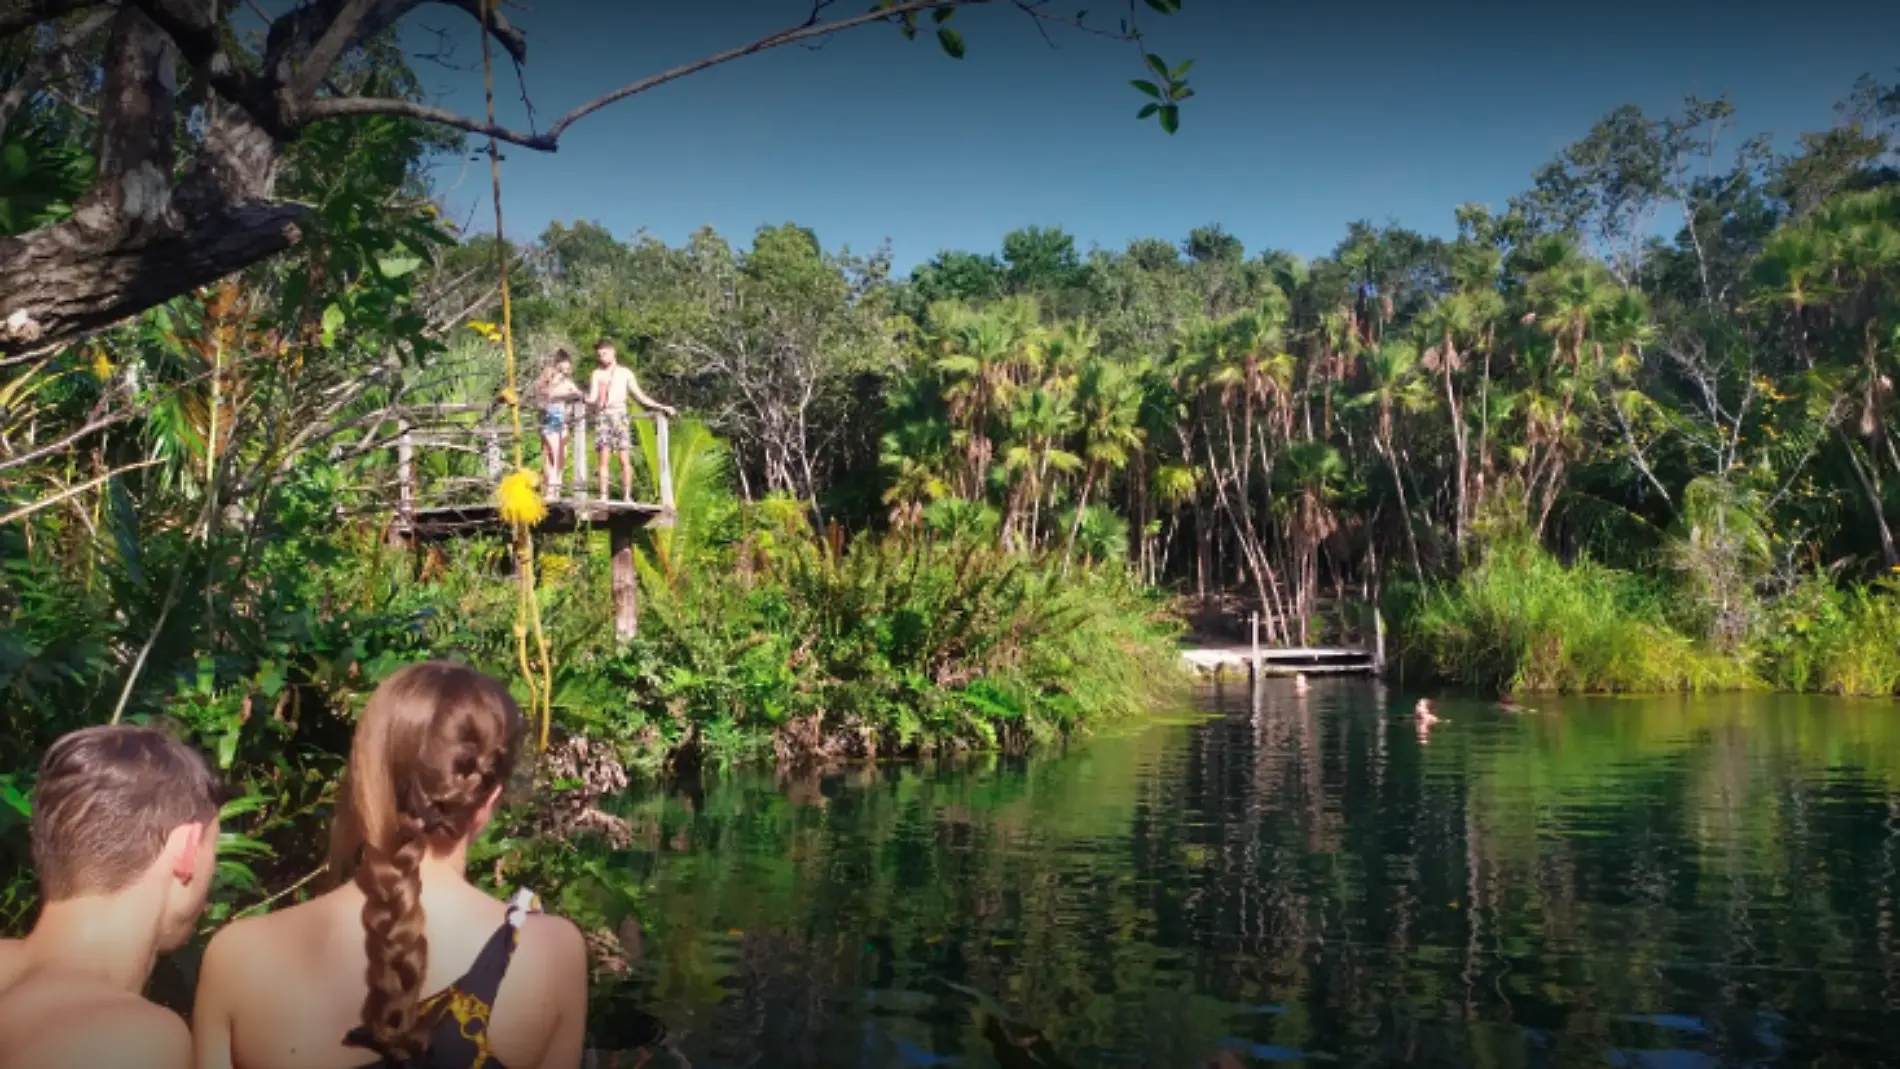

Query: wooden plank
655;413;674;511
403;500;669;540
571;404;587;501
610;514;638;641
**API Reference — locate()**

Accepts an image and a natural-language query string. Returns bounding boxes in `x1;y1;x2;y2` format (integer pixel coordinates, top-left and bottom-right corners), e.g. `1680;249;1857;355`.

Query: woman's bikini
343;889;541;1069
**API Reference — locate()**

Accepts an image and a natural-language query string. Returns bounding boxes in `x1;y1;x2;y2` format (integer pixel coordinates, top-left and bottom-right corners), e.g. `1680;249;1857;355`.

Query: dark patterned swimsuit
343;889;541;1069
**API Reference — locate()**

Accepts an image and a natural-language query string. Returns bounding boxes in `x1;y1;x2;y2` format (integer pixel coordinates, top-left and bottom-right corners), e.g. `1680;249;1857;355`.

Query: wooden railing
390;404;674;530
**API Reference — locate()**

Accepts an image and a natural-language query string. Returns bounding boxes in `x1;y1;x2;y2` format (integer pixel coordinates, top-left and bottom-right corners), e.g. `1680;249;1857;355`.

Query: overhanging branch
305;0;998;150
0;0;100;42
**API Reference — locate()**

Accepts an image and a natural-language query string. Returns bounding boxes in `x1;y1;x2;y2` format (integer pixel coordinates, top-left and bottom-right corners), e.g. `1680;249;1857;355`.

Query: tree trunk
1840;429;1900;566
1443;353;1469;555
1062;464;1098;570
1381;436;1424;579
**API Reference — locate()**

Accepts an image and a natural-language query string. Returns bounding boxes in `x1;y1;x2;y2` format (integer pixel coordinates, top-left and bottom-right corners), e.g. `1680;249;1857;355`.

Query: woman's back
193;875;586;1069
192;663;589;1069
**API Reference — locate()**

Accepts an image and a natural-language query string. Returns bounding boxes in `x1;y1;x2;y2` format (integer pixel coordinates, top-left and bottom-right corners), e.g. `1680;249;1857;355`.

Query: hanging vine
480;0;556;753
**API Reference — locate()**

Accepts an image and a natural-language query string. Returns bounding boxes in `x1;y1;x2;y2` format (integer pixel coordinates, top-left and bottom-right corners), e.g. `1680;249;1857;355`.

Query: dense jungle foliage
3;12;1899;960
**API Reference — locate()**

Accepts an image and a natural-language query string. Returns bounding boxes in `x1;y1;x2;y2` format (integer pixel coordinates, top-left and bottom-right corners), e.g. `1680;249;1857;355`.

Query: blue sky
405;0;1900;272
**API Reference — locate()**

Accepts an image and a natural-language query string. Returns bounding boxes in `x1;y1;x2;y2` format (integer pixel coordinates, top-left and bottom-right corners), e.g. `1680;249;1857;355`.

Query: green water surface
597;681;1900;1068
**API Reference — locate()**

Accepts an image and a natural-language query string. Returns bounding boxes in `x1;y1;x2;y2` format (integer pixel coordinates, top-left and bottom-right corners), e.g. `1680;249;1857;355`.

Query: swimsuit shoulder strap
454;888;542;1006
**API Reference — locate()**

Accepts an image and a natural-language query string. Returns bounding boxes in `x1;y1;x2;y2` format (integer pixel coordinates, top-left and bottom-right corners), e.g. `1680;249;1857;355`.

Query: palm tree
1064;357;1146;567
1277;440;1348;644
999;385;1080;551
1350;338;1434;577
1418;286;1502;551
879;419;951;533
632;417;731;583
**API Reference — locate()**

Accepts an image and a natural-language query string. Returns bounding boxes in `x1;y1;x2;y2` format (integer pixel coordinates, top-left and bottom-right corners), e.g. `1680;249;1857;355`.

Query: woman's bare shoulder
203;891;345;978
515;912;588;981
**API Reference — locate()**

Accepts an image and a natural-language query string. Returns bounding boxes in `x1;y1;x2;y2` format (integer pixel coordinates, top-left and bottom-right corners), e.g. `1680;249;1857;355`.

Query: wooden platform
401;499;674;540
1181;645;1380;677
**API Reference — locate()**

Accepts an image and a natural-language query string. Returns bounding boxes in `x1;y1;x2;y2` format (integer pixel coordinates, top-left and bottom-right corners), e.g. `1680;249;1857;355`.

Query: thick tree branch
0;200;305;352
261;0;525;102
290;0;384;102
0;0;99;42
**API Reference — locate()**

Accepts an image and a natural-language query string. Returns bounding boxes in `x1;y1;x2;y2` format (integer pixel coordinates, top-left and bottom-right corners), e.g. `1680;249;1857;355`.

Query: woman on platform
532;351;584;499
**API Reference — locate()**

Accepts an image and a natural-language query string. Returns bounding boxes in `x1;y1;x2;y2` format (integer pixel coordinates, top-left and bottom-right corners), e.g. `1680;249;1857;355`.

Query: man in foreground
589;337;676;502
0;725;222;1069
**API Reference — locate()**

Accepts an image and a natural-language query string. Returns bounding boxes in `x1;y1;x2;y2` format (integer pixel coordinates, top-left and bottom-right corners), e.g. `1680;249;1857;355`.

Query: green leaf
1145;53;1169;78
933;5;954;21
1137;103;1160;119
1142;0;1181;12
937;27;965;58
1159;105;1180;134
215;859;260;893
377;253;422;279
1130;79;1163;99
218;729;240;771
321;303;345;346
1171;58;1194;79
0;777;30;819
255;659;285;699
219;795;268;821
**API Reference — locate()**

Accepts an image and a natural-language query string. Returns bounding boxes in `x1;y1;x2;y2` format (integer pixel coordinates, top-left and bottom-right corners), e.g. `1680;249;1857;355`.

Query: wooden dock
384;408;677;643
1181;646;1380;678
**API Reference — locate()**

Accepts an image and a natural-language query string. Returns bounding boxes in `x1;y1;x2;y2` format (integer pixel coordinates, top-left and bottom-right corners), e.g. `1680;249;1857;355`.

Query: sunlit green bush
1404;539;1756;695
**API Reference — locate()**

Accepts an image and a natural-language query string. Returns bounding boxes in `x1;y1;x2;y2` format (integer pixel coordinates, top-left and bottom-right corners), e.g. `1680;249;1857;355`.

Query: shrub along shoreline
1398;540;1900;697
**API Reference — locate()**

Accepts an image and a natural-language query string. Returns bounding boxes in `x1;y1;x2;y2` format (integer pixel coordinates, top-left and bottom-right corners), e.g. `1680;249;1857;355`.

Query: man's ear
168;822;205;884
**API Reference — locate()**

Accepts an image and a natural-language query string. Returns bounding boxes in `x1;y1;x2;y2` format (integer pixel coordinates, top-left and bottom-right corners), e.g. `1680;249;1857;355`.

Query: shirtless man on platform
0;725;221;1069
588;338;675;502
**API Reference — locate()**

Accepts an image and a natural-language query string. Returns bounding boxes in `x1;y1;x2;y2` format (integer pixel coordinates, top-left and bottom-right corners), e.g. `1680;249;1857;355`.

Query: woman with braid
192;663;590;1069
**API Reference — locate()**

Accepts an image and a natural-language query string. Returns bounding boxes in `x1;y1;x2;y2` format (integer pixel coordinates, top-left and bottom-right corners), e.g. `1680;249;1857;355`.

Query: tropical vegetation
3;3;1899;1020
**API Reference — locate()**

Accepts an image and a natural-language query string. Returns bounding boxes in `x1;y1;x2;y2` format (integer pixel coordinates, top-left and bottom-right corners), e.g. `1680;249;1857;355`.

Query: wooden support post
1249;611;1260;682
395;418;414;540
571;403;587;503
484;429;502;481
654;413;674;513
610;514;638;642
1374;607;1387;677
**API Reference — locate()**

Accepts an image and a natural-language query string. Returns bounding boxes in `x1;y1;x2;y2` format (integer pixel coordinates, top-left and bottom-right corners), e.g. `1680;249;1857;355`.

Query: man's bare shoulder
0;987;190;1069
0;939;24;991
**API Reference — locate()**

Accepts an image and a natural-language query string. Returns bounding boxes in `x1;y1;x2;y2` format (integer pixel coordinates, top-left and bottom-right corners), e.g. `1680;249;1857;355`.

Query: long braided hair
327;662;526;1061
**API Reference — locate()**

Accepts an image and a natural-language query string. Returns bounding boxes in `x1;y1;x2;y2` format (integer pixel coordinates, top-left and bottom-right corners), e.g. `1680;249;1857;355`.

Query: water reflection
598;682;1900;1068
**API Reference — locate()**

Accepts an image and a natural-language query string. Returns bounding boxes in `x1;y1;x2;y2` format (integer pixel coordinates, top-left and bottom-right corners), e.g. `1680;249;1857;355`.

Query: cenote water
595;682;1900;1068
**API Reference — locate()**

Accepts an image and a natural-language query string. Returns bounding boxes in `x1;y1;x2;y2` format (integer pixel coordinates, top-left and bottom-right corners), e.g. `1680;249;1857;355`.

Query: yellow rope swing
478;0;555;754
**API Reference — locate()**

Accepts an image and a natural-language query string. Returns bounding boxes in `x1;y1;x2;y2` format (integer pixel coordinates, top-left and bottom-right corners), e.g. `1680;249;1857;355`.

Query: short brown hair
30;725;221;900
593;338;613;350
